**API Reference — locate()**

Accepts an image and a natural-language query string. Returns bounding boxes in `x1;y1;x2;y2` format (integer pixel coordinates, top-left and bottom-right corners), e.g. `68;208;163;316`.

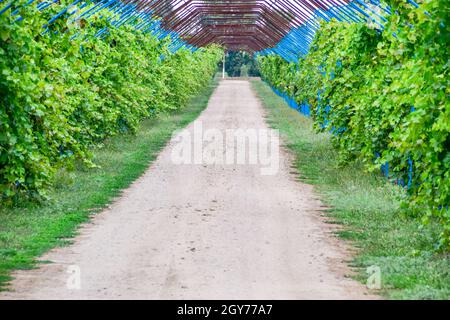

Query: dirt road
1;80;372;299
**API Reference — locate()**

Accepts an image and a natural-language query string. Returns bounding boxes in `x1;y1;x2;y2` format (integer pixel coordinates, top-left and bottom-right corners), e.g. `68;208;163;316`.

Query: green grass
0;79;218;290
251;80;450;300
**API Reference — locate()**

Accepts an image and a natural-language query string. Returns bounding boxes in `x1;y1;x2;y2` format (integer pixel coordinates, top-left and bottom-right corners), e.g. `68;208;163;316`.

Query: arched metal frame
1;0;417;61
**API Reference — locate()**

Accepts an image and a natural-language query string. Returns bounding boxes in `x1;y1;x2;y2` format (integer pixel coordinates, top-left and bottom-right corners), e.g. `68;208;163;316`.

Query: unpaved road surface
1;80;373;299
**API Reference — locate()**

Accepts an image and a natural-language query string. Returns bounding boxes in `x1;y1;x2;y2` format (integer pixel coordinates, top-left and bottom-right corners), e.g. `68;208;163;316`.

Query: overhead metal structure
1;0;405;61
134;0;392;60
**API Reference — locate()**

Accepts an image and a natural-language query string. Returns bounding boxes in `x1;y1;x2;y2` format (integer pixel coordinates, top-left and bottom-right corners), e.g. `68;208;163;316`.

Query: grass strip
251;79;450;300
0;79;218;290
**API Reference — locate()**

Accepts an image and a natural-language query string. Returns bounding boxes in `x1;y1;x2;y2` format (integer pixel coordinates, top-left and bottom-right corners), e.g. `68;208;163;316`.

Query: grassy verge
251;80;450;300
0;79;218;290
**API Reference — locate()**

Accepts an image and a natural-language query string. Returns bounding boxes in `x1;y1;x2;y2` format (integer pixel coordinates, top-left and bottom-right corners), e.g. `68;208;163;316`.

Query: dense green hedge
0;1;222;202
258;0;449;248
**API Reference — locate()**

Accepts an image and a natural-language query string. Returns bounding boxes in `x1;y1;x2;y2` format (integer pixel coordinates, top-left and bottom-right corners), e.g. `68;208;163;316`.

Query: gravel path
1;80;373;299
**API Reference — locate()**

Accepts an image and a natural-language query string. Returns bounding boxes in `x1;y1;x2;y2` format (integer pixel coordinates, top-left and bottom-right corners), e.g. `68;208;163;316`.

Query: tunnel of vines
0;0;448;251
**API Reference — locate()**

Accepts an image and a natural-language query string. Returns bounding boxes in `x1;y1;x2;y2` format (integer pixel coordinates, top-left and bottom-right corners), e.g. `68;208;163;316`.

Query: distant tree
225;51;260;77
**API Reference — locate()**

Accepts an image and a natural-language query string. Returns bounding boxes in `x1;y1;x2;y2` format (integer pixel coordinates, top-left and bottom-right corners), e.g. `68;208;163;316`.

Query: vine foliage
0;1;222;202
258;0;449;249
